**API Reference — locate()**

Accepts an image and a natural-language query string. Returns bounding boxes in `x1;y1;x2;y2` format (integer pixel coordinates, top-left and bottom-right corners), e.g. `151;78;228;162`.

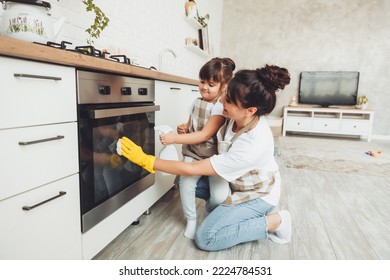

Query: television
298;71;359;107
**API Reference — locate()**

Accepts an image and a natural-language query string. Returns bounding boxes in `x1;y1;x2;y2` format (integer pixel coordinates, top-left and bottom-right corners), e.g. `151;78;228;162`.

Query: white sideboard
282;106;374;142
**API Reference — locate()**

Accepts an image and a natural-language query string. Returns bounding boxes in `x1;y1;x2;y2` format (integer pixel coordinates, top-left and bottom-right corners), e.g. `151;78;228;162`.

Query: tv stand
282;106;374;141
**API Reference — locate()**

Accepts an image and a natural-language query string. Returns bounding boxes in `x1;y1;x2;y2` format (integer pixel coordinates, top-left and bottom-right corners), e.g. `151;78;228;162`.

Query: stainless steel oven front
76;70;159;233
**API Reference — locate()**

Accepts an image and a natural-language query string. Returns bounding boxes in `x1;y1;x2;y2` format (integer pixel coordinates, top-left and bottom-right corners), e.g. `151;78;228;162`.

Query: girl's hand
160;132;177;145
177;123;188;134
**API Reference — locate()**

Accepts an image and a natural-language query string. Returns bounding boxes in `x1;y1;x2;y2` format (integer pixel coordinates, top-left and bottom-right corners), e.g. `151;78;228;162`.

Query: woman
117;64;292;251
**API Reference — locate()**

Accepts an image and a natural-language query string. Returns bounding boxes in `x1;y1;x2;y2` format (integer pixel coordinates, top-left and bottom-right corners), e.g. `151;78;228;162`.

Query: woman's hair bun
257;65;290;90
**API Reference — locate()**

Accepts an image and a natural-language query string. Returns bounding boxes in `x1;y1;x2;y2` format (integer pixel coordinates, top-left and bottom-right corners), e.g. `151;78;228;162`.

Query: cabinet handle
22;191;67;211
191;89;199;92
14;73;62;81
18;135;65;146
170;87;181;90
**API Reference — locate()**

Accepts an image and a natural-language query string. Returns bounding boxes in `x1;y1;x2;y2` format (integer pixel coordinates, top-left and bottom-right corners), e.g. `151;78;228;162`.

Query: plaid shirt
224;170;280;205
182;98;219;160
216;118;279;205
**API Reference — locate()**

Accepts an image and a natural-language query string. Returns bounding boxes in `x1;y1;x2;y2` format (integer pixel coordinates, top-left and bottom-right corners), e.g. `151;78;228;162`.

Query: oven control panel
77;70;155;104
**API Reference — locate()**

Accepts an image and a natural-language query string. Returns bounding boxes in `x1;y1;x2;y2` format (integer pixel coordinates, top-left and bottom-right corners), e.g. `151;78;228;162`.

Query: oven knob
121;87;132;95
99;85;111;95
138;88;148;95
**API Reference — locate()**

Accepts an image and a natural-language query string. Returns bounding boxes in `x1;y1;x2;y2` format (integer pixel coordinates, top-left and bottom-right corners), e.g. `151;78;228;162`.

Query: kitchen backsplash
52;0;223;79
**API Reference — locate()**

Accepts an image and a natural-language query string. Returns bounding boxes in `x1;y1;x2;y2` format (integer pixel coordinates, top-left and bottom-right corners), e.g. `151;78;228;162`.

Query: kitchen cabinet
0;175;82;259
154;80;200;189
0;56;82;259
282;106;374;141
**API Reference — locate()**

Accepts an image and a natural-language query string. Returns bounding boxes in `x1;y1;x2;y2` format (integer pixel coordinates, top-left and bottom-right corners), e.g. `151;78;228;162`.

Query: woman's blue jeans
194;176;275;251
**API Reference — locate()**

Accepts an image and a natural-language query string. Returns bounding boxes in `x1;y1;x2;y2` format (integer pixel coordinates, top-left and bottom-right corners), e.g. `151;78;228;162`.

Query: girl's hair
199;57;236;87
227;65;290;116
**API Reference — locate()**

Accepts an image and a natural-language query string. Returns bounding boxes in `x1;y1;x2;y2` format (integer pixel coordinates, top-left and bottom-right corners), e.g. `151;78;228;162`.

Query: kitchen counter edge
0;36;198;86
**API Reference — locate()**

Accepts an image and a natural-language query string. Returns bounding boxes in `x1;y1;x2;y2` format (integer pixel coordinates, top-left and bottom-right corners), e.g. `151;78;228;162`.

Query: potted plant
357;95;369;109
197;13;209;28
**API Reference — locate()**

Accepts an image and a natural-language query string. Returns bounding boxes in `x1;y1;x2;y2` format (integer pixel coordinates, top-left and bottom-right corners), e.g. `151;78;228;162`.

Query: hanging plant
81;0;110;44
57;0;110;44
197;13;209;28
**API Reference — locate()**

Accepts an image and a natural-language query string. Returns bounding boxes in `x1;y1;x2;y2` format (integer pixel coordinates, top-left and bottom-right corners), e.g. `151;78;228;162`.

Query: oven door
78;104;160;233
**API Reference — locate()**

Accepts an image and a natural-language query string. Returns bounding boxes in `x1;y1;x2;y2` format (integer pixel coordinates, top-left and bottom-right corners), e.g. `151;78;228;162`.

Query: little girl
160;57;235;239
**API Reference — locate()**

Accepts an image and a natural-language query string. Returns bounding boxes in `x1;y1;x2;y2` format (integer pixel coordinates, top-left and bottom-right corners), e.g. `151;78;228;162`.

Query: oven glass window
78;111;155;215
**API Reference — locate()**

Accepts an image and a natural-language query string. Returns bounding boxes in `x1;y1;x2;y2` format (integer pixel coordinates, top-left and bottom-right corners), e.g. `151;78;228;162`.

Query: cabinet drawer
312;118;340;132
0;122;79;201
341;119;370;134
0;174;82;259
0;57;76;129
285;117;312;130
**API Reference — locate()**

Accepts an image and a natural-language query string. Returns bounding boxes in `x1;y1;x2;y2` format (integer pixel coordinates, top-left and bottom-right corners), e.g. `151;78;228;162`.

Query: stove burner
109;55;131;65
47;41;72;49
34;41;133;65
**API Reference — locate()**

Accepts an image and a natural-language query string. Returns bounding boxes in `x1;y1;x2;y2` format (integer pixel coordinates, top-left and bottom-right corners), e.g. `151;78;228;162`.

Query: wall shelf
184;15;210;58
184;16;203;29
185;44;210;58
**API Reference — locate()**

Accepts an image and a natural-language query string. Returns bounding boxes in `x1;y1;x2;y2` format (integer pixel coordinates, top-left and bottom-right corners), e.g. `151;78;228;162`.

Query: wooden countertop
0;36;198;85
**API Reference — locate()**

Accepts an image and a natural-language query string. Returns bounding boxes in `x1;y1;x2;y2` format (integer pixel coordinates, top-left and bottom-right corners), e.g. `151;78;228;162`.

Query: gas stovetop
34;41;156;70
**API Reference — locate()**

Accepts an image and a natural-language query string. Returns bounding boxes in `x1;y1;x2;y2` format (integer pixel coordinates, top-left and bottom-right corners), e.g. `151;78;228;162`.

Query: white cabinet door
340;119;370;135
154;81;199;188
0;174;82;260
285;117;312;131
0;56;76;129
155;81;199;158
312;118;340;132
0;122;79;201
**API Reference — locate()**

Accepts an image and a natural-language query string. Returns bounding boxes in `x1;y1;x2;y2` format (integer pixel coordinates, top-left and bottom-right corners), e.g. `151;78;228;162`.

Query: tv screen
298;71;359;107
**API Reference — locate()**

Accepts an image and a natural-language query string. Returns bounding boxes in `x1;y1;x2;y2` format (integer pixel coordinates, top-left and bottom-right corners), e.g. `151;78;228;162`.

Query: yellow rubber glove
119;137;156;174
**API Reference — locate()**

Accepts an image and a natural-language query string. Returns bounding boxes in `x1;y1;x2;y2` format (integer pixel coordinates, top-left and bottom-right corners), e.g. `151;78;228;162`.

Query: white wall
51;0;223;80
221;0;390;136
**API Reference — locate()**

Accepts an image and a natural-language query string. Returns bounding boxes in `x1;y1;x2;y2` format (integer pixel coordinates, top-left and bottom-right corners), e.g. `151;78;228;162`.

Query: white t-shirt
210;116;281;206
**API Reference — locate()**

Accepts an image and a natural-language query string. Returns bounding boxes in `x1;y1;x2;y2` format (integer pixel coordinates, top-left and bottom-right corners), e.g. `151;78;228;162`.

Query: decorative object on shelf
197;13;209;28
81;0;109;44
185;37;198;46
356;95;368;109
184;0;209;27
184;0;198;18
198;27;209;53
289;96;298;106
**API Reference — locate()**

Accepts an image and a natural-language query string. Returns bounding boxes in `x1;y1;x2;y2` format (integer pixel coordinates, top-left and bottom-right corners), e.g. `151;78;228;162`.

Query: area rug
278;136;390;177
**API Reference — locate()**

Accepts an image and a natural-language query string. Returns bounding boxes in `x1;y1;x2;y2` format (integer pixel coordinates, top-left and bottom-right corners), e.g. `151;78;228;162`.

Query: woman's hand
177;123;188;134
117;137;156;173
160;132;177;145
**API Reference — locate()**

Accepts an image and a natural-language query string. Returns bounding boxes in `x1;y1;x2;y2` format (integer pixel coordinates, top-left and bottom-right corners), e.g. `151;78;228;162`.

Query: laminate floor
94;136;390;260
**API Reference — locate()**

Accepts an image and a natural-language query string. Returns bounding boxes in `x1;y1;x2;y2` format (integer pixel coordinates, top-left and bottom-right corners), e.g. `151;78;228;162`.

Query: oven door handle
82;105;160;119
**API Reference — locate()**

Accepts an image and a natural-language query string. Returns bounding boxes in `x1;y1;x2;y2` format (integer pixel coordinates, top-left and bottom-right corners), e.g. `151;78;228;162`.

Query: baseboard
371;134;390;141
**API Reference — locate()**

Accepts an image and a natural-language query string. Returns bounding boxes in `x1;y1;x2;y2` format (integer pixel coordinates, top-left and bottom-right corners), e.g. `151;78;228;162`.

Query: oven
76;70;159;233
